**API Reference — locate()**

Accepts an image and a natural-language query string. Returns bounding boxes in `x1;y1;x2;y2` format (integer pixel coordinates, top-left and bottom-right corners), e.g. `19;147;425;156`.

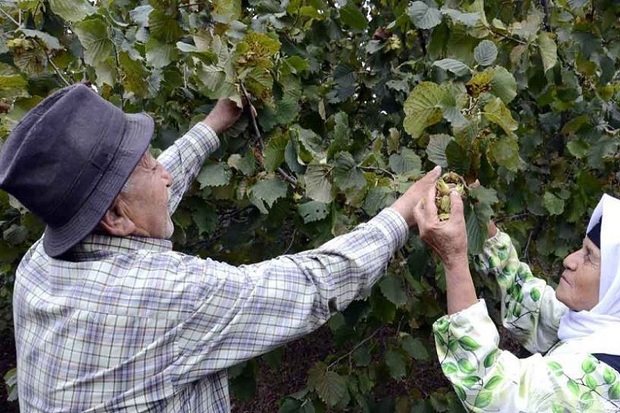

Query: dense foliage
0;0;619;410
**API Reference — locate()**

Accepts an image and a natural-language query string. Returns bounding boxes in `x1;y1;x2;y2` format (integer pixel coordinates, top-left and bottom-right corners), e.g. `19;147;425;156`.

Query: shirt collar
68;233;172;261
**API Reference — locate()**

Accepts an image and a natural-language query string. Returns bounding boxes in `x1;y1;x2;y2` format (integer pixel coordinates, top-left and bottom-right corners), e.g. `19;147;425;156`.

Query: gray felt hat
0;84;154;257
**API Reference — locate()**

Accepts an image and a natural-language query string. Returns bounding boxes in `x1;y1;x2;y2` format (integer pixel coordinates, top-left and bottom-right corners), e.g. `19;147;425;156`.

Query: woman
414;188;620;412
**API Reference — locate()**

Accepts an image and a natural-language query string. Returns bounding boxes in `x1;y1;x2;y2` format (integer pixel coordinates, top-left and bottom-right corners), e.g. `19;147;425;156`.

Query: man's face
556;237;601;311
121;152;174;239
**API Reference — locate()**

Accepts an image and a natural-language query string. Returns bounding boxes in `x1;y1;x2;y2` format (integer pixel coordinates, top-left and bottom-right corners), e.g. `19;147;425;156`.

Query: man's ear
99;197;136;236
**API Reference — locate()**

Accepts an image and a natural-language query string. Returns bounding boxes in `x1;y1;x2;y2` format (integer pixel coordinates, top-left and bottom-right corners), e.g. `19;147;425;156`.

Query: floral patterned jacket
433;231;620;412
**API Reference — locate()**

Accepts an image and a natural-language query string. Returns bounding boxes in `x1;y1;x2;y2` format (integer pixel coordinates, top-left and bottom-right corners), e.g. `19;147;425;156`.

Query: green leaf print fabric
433;231;620;412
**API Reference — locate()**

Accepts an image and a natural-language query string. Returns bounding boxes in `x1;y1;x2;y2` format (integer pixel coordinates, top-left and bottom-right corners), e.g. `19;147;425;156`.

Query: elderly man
0;84;439;412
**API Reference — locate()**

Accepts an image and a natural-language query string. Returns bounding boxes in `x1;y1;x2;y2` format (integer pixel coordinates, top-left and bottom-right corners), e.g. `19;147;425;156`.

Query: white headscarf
556;194;620;356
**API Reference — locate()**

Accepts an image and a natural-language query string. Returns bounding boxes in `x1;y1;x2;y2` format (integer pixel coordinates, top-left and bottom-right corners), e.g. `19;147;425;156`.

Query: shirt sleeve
167;208;409;386
157;122;219;214
433;300;620;412
473;231;567;353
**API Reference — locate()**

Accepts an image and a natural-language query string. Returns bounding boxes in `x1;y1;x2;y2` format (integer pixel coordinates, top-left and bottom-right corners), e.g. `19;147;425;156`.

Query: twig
489;27;528;45
282;229;298;254
36;40;71;87
239;82;298;186
0;6;20;26
327;327;382;370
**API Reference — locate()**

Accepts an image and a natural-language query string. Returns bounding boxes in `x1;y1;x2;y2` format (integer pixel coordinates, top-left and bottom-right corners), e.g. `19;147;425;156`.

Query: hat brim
43;112;154;257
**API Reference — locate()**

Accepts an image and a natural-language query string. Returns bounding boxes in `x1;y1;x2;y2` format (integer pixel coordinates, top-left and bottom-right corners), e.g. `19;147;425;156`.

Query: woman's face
556;237;601;311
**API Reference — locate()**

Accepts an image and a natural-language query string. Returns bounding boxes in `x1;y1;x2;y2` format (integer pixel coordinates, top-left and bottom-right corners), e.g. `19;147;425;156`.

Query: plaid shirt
14;123;409;412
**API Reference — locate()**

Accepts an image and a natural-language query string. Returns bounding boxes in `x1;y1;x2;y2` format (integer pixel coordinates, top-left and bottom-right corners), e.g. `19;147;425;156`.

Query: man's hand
413;186;468;270
390;166;441;227
203;99;243;134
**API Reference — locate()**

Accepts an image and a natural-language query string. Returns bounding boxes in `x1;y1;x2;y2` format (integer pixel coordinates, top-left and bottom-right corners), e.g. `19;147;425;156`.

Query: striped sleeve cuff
368;208;409;251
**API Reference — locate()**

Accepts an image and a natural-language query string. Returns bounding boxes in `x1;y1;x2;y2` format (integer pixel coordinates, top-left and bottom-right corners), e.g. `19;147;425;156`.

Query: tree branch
239;82;298;187
0;6;20;27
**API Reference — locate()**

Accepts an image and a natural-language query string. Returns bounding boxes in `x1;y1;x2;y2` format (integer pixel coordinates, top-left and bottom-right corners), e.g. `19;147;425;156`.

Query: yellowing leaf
213;0;241;21
483;97;518;135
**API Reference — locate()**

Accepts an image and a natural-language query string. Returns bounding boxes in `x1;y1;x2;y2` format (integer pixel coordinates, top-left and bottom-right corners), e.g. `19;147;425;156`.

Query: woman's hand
413;186;468;270
414;186;478;314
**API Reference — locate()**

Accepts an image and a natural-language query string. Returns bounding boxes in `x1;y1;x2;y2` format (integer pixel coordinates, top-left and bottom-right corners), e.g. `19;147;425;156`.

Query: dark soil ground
0;331;19;413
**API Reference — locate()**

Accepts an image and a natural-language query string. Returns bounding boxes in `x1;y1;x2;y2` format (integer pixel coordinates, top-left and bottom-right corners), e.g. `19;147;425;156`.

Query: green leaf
197;163;232;188
403;82;450;138
264;132;289;173
441;9;481;26
149;9;182;43
49;0;95;22
538;32;558;73
248;178;288;213
305;163;334;203
408;1;442;29
379;275;408;307
333;152;366;191
73;17;113;66
587;137;619;169
298;201;330;223
191;205;217;235
340;2;368;30
567;141;589;162
543;192;565;216
129;5;153;25
426;134;454;167
483;97;518;135
401;334;430;361
227;152;256;176
446;140;471;175
19;29;62;50
490;66;517;103
468;185;498;205
433;59;471;77
3;225;28;245
308;367;347;407
530;288;541;302
389;148;422;176
285;56;310;74
385;350;407;379
119;52;148;96
474;40;498;66
146;38;177;68
458;336;481;351
490;136;519;172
